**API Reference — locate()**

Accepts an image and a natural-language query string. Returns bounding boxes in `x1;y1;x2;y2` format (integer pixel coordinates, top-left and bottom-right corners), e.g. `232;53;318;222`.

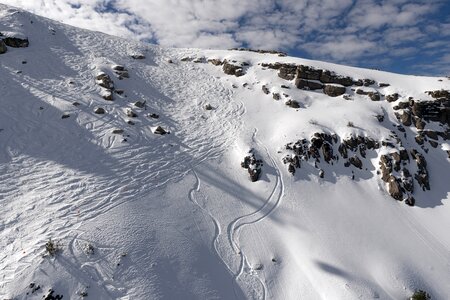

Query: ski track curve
224;129;285;300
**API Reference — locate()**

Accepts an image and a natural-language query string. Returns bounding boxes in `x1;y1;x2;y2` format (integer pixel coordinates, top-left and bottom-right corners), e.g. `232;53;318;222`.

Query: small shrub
410;290;431;300
347;121;354;127
309;119;318;125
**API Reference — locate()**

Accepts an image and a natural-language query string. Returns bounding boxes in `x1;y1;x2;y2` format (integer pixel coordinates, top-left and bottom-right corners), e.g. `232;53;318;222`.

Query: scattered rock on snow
131;54;145;59
94;107;105;114
152;126;168;135
96;72;114;90
112;129;124;134
285;99;300;108
126;109;137;118
134;101;146;108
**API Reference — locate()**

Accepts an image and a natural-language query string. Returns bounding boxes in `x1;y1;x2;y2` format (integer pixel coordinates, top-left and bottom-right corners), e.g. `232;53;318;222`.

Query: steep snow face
1;4;450;300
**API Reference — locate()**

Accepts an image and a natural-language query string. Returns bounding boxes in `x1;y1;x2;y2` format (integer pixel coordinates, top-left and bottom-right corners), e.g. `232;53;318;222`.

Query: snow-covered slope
1;4;449;300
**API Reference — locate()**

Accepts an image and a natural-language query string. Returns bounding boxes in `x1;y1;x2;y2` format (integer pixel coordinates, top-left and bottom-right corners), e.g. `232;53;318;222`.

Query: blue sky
3;0;450;76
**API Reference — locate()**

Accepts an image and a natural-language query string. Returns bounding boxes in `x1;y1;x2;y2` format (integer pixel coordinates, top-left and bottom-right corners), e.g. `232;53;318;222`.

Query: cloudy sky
3;0;450;75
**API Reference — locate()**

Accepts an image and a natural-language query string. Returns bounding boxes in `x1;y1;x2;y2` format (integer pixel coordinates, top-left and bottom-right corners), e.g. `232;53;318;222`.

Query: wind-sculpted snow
1;4;450;300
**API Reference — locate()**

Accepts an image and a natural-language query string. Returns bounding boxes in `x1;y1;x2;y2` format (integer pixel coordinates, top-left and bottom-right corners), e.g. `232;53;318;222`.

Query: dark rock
112;129;124;134
223;61;245;77
415;135;424;145
112;65;125;71
94;107;105;114
127;120;135;125
321;142;333;163
338;143;348;159
288;163;296;175
241;152;263;182
152;126;167;135
376;114;384;122
273;93;281;100
72;102;80;106
115;89;124;95
102;90;113;101
319;169;324;178
281;85;290;89
278;64;297;80
429;140;438;148
399;149;409;161
0;40;6;54
204;103;213;110
2;36;29;48
398;110;412;126
61;114;70;119
368;92;381;101
386;93;400;102
363;79;375;86
131;54;145;59
320;70;353;86
415;171;430;191
388;175;403;200
295;78;323;90
285;100;300;108
193;57;205;63
126;109;137;118
379;83;390;87
349;155;362;169
402;168;414;192
426;89;450;99
208;58;223;66
343;95;352;100
230;48;287;56
323;85;346;97
149;113;159;119
379;155;392;182
262;85;270;94
414;117;426;130
422;130;438;140
96;73;114;90
405;195;415;206
134;101;146;108
296;65;322;80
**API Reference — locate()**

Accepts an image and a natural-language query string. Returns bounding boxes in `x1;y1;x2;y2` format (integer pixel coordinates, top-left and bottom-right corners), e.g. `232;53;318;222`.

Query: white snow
1;4;449;300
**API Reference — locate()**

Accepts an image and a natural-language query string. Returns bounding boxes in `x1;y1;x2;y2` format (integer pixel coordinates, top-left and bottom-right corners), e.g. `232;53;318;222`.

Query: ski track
223;129;285;300
0;40;246;293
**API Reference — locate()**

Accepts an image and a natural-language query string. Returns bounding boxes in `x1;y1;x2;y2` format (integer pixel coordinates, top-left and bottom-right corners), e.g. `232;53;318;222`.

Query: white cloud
2;0;449;74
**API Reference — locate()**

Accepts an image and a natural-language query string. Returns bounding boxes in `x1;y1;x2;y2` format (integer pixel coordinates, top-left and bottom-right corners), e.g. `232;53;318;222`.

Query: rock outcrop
222;60;245;77
241;151;263;182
